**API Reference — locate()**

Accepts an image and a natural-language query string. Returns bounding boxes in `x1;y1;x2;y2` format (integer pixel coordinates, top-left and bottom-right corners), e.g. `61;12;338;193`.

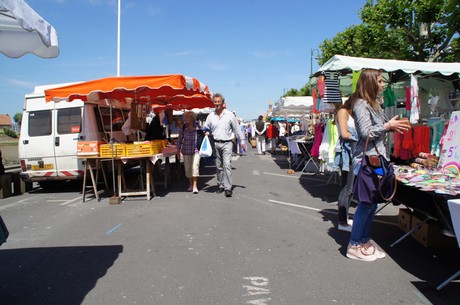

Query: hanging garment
319;121;331;161
317;75;325;97
322;72;342;103
412;125;430;158
410;74;420;124
383;86;397;108
429;119;447;156
312;88;320;114
311;123;323;157
405;87;411;111
352;70;362;93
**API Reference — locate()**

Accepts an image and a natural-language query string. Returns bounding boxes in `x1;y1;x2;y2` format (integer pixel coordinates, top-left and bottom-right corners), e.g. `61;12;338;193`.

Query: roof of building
0;114;13;126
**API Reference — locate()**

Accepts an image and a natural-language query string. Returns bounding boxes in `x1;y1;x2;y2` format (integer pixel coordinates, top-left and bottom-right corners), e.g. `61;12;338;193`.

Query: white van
19;83;131;185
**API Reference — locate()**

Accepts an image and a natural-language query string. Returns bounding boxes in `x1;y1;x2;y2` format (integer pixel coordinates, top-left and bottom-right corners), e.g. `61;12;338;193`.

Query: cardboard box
411;213;457;248
77;141;104;156
398;208;412;233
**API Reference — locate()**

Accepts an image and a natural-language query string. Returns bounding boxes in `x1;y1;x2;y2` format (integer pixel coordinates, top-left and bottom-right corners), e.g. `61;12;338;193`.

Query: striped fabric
323;71;342;103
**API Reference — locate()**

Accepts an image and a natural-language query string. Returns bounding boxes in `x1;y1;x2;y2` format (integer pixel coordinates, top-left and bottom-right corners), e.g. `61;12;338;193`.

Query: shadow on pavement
0;245;123;305
320;209;460;304
298;175;341;203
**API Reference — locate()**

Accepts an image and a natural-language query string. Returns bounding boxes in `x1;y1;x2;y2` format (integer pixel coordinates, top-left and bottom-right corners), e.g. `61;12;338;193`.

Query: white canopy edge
316;55;460;77
0;0;59;58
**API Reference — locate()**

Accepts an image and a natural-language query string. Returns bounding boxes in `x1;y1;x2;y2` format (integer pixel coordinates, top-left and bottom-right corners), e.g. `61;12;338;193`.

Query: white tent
0;0;59;58
314;55;460;77
272;96;314;115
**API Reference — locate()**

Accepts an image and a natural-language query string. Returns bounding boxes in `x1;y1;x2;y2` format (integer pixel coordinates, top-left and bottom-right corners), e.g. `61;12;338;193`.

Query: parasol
45;74;211;106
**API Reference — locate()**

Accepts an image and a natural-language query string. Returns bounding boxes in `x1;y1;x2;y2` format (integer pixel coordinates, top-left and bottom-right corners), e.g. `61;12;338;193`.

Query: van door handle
23;140;29;144
55;137;60;146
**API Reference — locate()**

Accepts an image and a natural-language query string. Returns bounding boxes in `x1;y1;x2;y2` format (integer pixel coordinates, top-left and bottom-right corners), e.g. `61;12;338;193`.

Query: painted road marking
268;199;397;227
106;223;123;235
0;198;29;211
59;197;82;206
264;171;335;183
243;277;271;304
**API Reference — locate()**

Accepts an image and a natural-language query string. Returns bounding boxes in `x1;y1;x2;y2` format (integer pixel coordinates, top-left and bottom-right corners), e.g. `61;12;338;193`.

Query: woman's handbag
352;134;397;204
199;135;213;157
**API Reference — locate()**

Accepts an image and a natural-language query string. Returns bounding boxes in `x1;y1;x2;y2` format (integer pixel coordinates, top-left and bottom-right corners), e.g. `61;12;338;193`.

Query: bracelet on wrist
388;122;392;131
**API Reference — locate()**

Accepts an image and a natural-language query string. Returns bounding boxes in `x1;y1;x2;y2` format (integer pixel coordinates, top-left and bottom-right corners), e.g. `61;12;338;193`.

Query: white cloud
166;50;192;57
204;61;227;71
8;79;35;88
250;51;277;58
147;4;162;16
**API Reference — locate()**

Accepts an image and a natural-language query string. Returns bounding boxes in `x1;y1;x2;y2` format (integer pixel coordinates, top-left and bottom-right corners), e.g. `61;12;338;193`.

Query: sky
1;0;368;121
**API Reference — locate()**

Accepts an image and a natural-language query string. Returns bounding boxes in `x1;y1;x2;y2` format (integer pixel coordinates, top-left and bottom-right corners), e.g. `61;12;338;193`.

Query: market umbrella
45;74;211;105
0;0;59;58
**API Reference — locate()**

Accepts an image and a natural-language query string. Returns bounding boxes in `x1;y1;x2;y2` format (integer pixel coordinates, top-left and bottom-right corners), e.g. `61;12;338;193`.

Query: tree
13;112;22;125
319;0;459;64
282;83;311;97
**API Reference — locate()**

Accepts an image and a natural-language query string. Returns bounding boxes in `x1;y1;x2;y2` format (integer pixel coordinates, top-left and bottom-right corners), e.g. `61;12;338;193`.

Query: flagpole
117;0;121;77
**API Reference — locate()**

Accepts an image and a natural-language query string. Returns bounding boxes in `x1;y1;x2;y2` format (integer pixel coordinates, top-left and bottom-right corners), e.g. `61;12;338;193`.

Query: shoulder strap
364;133;381;155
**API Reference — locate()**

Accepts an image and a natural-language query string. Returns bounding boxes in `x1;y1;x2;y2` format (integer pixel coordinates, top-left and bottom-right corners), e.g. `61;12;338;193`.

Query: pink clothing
311;123;323;157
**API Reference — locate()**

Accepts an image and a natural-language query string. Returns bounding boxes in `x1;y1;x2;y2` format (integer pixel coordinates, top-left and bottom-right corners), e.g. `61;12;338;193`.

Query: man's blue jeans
350;202;378;246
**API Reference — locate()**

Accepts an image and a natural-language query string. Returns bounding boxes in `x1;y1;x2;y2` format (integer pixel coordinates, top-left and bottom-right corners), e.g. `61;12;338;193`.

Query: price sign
439;111;460;177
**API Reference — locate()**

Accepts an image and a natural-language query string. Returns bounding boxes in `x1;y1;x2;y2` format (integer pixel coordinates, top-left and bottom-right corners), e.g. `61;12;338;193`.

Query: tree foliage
282;83;311;97
319;0;459;64
13;112;22;125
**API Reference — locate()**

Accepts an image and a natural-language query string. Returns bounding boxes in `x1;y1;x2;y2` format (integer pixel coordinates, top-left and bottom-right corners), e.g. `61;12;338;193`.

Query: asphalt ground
0;146;459;305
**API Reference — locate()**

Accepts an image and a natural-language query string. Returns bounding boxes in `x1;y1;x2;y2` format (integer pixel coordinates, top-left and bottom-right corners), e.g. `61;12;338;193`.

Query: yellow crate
125;143;161;157
100;143;126;158
151;140;166;153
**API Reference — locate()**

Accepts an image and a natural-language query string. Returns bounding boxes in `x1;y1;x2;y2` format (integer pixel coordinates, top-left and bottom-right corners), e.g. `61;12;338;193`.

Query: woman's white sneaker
362;241;386;259
346;244;378;262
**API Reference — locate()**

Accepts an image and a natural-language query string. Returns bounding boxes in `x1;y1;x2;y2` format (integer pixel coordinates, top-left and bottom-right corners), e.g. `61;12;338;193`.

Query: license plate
31;164;54;171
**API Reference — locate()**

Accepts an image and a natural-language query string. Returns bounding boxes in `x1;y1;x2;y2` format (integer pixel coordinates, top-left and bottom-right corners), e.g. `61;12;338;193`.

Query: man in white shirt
203;93;246;197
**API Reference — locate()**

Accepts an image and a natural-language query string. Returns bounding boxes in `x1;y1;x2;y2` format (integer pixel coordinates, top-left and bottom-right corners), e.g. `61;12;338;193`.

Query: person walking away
203;93;246;197
246;123;252;142
238;119;247;156
334;96;358;232
176;111;202;194
346;69;410;262
266;119;279;154
255;115;266;155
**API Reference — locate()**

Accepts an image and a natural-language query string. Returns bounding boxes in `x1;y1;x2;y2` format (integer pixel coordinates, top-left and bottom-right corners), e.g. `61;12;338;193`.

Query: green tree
282;83;311;97
13;112;22;125
319;0;459;64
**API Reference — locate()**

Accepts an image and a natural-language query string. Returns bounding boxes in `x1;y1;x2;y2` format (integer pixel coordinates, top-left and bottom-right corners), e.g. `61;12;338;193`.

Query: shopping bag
352;134;397;204
199;135;213;157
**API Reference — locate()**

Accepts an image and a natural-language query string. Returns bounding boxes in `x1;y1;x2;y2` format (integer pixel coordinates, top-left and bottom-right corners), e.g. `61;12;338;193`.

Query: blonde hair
185;111;197;121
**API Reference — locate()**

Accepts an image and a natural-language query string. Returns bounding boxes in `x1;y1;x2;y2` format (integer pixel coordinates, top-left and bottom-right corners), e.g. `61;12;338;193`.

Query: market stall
45;74;213;202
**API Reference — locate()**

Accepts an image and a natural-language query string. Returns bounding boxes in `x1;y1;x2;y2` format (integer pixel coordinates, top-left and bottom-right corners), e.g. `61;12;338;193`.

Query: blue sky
1;0;367;121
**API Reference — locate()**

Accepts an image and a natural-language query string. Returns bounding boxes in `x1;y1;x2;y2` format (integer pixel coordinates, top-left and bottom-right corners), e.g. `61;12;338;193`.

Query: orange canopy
45;74;212;108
